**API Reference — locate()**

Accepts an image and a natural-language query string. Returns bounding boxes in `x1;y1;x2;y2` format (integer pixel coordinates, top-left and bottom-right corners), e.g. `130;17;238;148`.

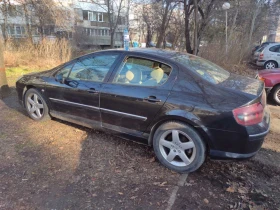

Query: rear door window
113;57;172;86
269;45;280;53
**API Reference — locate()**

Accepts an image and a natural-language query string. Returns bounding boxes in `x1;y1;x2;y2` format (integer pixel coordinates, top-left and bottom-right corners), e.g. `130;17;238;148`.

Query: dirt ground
0;88;280;210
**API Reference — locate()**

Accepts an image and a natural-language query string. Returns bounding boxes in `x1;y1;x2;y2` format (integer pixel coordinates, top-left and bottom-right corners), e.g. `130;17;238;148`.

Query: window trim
112;55;173;88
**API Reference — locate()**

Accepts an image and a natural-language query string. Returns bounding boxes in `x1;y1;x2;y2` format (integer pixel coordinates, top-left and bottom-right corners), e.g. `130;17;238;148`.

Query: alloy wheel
276;89;280;103
266;62;276;69
26;93;44;119
159;130;196;167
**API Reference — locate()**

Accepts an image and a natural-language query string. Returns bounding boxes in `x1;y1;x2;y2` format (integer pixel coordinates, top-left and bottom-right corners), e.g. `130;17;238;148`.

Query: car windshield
172;54;230;84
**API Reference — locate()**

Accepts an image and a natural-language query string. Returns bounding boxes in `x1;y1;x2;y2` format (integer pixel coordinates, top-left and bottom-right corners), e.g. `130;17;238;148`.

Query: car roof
264;42;280;47
100;48;182;60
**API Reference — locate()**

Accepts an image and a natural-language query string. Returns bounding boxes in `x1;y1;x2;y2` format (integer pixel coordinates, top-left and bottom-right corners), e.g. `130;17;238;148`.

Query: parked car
147;41;156;47
252;42;276;55
251;46;265;63
257;69;280;105
256;43;280;69
16;49;270;173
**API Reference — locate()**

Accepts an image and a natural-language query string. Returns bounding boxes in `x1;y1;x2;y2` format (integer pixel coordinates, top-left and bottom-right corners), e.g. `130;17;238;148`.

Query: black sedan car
16;49;270;173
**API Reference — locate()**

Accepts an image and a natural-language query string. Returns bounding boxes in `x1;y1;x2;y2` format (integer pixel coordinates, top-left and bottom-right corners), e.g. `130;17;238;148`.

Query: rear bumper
208;107;270;160
256;60;266;66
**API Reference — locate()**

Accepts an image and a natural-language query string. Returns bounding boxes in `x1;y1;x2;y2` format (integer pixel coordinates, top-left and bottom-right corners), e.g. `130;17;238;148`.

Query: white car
256;43;280;69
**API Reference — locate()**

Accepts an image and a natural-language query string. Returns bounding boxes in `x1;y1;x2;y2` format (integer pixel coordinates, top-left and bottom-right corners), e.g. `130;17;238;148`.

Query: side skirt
50;111;149;145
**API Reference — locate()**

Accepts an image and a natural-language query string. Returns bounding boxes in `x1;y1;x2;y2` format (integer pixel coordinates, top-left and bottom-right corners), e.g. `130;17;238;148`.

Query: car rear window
172;54;230;84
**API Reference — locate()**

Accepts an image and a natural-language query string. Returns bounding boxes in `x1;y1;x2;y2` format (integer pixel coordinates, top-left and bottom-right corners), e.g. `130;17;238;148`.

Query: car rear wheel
24;88;50;121
264;61;278;69
271;85;280;106
153;121;206;173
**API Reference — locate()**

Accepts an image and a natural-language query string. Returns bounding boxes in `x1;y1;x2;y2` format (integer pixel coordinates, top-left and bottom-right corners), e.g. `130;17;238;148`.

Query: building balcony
91;21;110;28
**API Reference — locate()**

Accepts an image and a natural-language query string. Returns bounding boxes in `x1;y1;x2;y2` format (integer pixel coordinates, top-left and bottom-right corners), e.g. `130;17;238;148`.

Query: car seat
142;66;164;86
125;68;142;84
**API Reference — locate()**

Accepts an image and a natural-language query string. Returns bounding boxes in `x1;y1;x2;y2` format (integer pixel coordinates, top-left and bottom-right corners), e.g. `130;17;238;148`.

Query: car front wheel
24;88;50;121
153;121;206;173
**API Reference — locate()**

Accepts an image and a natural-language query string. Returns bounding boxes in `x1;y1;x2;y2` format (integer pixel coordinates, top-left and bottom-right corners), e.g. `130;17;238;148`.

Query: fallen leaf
226;187;235;193
159;182;167;186
238;187;248;194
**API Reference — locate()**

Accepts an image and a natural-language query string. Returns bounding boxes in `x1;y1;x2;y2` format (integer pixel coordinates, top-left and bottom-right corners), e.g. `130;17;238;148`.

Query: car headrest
126;68;142;84
151;67;164;83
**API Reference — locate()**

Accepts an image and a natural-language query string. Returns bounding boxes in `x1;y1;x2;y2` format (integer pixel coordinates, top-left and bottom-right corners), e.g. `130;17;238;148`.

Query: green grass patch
6;66;48;87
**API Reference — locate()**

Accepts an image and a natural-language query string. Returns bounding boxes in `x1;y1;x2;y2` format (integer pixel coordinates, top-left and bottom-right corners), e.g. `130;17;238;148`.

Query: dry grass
4;38;72;70
199;42;255;77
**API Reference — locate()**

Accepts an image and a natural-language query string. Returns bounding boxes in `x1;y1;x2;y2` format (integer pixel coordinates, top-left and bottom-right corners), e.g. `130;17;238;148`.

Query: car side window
68;54;119;82
269;45;280;53
113;57;172;86
55;63;74;79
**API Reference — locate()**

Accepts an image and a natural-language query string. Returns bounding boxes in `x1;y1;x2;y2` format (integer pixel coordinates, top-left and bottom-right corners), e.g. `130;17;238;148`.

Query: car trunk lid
218;73;264;98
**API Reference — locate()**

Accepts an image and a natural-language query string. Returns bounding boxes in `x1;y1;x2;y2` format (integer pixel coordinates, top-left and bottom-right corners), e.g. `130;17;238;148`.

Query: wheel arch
264;60;279;68
22;85;36;108
147;114;214;153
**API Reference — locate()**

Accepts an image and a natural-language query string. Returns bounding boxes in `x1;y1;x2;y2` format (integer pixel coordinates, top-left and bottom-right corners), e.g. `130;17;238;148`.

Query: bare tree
155;0;177;48
0;38;9;98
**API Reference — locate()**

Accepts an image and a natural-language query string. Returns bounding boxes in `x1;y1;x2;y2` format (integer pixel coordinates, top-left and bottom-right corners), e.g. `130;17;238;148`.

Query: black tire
153;121;206;173
271;85;280;106
24;88;50;121
264;61;278;69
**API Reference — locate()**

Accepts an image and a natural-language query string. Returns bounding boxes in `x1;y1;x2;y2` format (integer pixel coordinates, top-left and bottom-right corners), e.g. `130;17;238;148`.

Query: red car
257;69;280;105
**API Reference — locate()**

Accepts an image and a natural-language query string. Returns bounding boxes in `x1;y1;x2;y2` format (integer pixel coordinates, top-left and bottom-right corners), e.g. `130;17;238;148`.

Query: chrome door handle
88;88;99;94
144;96;161;103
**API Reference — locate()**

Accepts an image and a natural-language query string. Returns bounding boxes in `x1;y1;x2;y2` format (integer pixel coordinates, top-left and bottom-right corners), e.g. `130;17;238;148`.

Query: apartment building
0;0;128;48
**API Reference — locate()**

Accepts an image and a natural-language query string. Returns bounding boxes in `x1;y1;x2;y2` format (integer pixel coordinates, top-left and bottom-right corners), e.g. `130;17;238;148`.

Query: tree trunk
156;2;170;48
193;0;198;55
146;24;152;47
0;39;10;98
184;0;193;53
248;1;261;48
23;4;33;44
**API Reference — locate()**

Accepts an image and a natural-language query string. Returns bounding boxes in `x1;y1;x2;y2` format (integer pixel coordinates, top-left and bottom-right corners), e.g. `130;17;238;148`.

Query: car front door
44;52;122;126
100;55;177;136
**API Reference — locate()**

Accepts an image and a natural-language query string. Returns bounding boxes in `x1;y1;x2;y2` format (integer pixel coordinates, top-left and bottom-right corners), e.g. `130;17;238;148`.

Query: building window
88;11;97;21
98;13;103;22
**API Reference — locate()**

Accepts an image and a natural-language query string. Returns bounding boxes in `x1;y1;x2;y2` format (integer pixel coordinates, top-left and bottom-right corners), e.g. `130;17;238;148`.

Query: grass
5;66;48;87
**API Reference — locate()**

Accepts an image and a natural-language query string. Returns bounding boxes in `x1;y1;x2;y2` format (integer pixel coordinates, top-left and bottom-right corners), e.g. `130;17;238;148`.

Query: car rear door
44;52;122;125
268;45;280;62
99;54;178;136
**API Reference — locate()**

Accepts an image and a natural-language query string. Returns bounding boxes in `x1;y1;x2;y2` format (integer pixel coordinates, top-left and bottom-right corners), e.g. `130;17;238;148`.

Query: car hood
218;73;264;97
258;69;280;77
25;69;54;77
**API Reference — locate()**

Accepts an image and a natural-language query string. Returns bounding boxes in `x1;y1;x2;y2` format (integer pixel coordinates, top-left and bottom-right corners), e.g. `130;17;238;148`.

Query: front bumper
265;87;273;94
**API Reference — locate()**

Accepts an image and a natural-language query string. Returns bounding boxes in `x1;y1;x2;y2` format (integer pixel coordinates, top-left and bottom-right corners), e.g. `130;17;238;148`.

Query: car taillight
259;53;264;60
259;76;265;82
233;102;264;126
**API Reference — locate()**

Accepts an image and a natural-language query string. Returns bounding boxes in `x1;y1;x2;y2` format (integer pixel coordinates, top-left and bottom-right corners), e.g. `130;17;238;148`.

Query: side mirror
55;74;65;84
